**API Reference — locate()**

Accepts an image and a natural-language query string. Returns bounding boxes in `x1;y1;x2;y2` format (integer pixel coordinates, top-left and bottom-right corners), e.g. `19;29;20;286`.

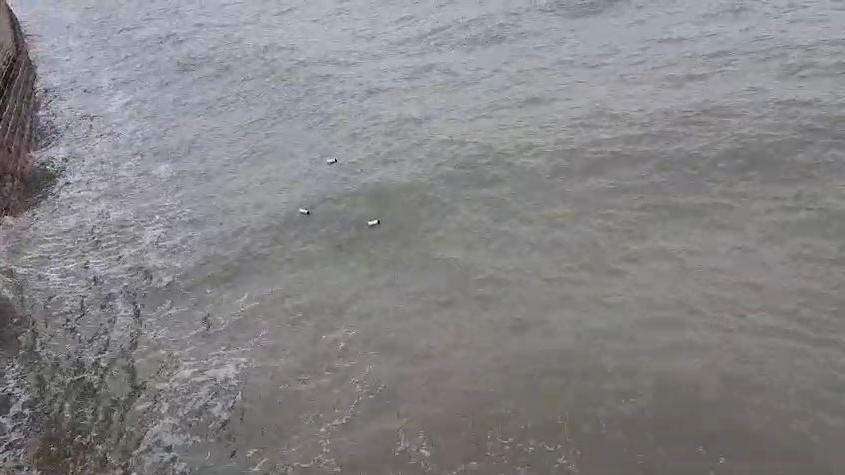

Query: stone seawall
0;0;35;217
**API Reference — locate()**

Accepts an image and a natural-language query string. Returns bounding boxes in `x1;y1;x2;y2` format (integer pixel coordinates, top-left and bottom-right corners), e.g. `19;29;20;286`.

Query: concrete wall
0;0;35;217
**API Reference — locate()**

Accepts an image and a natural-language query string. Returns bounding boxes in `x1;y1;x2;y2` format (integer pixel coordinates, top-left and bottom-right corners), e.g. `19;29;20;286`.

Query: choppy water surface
2;0;845;472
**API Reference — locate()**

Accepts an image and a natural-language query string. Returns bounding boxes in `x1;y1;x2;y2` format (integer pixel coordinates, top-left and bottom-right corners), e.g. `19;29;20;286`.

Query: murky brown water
2;0;845;473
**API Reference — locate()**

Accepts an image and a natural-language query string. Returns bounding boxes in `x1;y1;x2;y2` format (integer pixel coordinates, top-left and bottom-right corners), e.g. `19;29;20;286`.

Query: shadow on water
19;164;61;214
0;295;23;362
0;88;63;221
0;281;178;474
23;88;67;215
25;297;144;473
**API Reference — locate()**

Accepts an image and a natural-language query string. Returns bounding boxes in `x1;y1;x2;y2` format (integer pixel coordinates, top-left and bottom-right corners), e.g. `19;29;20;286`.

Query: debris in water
326;157;338;165
367;219;380;227
299;208;311;215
